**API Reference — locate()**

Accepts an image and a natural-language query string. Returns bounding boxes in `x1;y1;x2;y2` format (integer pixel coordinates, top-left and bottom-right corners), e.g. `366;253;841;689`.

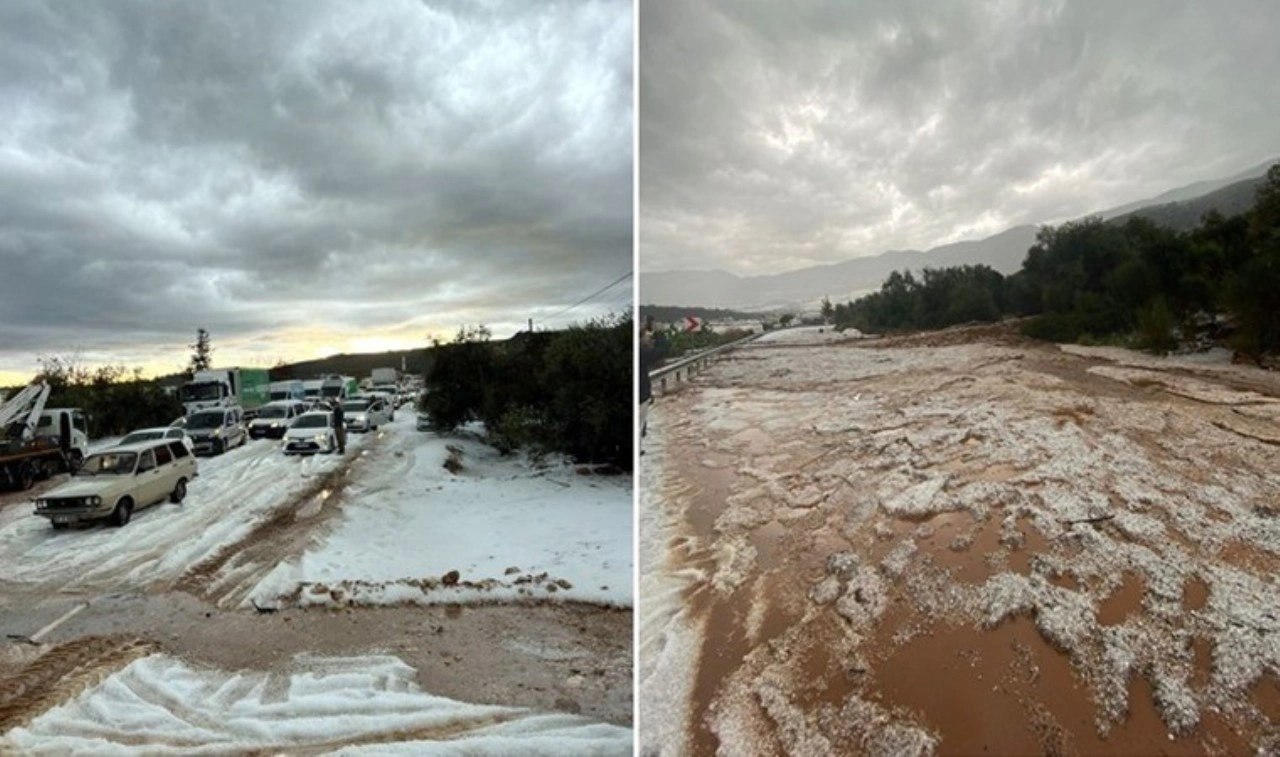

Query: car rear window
154;445;173;466
169;441;190;459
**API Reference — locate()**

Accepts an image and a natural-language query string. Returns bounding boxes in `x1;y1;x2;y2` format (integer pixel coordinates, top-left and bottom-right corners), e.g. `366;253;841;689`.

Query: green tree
420;325;493;431
189;328;212;374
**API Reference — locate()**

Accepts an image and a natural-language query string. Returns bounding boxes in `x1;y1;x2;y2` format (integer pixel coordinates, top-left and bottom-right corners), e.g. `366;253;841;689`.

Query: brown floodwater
1183;576;1209;611
1098;572;1146;626
872;613;1252;756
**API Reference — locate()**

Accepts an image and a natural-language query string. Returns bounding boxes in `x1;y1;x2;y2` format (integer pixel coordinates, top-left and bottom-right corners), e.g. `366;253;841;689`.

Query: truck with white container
301;379;324;408
0;382;90;490
318;375;358;403
268;380;306;403
370;367;399;392
179;367;270;417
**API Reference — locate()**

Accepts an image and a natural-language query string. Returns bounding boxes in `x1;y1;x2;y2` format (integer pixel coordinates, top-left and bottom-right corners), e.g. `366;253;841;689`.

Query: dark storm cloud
0;0;631;378
640;0;1280;275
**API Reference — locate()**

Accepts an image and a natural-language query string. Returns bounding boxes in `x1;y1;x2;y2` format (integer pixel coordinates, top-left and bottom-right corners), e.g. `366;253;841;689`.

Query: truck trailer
179;367;270;416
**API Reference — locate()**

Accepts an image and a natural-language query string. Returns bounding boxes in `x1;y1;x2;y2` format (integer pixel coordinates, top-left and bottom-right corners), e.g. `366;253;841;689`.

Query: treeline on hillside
33;357;184;437
836;164;1280;358
270;350;435;383
639;305;771;324
420;314;632;469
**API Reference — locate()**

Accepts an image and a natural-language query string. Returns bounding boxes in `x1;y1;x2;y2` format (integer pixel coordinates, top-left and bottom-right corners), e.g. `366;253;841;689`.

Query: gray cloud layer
640;0;1280;275
0;0;631;377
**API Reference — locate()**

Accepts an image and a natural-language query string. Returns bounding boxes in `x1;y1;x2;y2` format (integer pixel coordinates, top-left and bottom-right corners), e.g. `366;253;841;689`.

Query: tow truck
0;382;90;491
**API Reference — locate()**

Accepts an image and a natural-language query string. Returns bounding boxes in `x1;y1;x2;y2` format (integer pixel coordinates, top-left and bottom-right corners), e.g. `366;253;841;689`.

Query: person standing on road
331;399;346;454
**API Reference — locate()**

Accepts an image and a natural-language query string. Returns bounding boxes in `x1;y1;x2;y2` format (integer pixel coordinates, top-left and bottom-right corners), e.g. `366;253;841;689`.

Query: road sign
684;316;701;333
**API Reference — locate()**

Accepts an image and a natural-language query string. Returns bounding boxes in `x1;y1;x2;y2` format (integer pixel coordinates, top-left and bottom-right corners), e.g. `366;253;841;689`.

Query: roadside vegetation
647;328;756;367
419;314;632;470
30;356;183;437
835;163;1280;360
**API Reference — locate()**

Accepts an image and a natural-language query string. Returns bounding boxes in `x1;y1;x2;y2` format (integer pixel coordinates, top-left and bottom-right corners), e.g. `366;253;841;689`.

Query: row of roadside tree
834;164;1280;359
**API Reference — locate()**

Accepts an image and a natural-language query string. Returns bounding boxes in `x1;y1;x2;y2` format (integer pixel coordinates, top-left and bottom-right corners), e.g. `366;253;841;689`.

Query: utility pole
528;317;533;334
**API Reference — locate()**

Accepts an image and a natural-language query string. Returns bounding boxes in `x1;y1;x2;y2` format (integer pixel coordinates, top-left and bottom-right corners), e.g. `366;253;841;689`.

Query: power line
539;271;634;326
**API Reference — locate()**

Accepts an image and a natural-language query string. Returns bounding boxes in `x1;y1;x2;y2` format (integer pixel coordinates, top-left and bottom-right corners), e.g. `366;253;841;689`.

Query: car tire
52;521;69;530
110;498;133;527
17;462;34;491
215;438;226;455
66;450;83;473
170;478;187;504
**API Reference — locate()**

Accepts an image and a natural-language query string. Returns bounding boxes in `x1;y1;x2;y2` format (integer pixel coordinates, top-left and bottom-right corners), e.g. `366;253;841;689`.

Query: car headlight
90;496;101;506
271;422;280;428
314;434;329;441
212;428;222;437
35;499;47;510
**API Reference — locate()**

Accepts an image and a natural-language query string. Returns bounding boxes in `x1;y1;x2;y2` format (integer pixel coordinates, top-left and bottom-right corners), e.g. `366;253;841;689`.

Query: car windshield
304;388;319;398
186;412;224;430
342;401;368;411
293;414;328;429
77;452;137;476
269;392;289;401
258;406;289;419
321;386;342;397
119;431;163;445
179;382;223;402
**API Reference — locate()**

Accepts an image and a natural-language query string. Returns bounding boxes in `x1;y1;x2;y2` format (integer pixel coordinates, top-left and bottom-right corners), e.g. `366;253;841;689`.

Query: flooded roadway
639;324;1280;756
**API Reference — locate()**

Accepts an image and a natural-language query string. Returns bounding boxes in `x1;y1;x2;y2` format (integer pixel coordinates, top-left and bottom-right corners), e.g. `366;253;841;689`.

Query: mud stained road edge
0;636;157;732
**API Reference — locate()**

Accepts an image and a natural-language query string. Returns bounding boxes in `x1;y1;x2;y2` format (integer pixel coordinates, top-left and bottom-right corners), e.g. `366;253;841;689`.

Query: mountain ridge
641;158;1277;310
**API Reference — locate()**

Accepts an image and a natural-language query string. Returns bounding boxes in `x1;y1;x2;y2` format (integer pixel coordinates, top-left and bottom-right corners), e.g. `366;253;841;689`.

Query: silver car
184;407;248;455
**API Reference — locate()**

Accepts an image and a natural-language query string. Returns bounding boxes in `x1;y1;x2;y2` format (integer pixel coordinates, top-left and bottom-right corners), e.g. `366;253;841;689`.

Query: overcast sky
0;0;631;384
640;0;1280;276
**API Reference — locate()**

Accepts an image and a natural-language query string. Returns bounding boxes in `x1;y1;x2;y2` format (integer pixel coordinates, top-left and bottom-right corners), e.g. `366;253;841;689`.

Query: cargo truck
319;375;358;402
179;367;270;416
268;380;306;402
370;367;399;393
302;379;324;408
0;382;89;490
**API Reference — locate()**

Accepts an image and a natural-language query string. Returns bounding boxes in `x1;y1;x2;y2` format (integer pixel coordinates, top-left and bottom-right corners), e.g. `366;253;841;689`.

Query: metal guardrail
647;330;769;392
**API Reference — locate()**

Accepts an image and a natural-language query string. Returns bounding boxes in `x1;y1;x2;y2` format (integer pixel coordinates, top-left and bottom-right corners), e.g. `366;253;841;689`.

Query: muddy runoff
653;329;1280;755
0;592;634;731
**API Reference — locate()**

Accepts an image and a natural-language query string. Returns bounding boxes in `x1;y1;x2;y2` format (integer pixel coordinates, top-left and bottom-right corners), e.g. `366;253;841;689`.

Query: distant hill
1098;157;1276;220
151;332;554;389
639;305;776;323
267;349;434;383
641;158;1278;309
1106;174;1267;231
640;225;1037;311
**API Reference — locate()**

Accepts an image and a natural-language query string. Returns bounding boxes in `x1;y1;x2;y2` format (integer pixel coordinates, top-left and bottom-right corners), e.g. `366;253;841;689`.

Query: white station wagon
34;439;198;528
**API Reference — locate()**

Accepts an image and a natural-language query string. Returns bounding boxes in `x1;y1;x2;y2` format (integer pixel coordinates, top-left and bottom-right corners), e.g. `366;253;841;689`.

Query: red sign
684;316;701;332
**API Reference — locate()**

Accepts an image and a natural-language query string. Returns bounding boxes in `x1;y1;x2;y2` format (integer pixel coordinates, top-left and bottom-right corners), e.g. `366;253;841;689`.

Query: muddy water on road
650;336;1280;755
6;591;634;728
